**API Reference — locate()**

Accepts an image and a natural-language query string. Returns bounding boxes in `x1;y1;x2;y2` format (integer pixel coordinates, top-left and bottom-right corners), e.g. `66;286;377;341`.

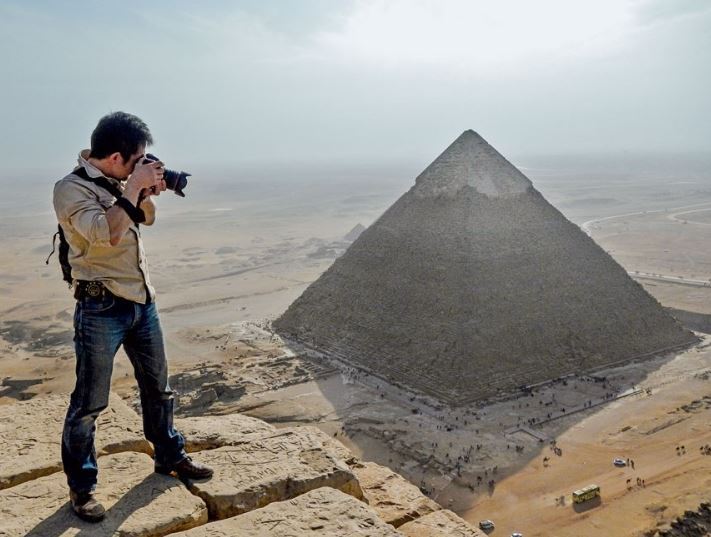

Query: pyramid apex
455;129;485;142
413;130;531;198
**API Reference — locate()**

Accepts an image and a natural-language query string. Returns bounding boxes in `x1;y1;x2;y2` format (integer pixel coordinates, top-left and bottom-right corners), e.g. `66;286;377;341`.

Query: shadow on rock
24;474;183;537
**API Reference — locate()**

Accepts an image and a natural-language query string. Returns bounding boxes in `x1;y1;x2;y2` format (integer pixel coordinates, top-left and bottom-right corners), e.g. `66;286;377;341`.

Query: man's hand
139;196;157;225
106;161;164;244
125;159;164;196
139;178;165;226
147;178;167;197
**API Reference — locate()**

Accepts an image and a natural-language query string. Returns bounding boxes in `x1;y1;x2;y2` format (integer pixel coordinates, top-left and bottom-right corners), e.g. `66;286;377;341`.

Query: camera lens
143;153;191;197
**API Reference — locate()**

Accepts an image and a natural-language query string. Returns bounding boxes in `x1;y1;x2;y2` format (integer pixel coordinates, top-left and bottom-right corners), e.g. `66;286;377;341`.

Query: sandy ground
460;347;711;537
2;158;711;536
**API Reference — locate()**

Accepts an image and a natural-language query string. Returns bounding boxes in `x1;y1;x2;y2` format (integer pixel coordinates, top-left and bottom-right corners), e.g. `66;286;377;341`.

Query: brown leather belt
74;280;112;300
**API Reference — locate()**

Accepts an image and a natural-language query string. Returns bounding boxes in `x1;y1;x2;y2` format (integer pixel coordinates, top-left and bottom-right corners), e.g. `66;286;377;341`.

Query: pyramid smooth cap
413;130;532;198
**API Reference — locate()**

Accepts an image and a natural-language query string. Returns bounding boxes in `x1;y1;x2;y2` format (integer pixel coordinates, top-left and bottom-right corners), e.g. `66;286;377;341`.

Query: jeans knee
66;400;108;426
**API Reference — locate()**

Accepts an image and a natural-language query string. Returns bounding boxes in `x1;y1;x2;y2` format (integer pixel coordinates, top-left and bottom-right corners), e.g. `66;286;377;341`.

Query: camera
142;153;191;197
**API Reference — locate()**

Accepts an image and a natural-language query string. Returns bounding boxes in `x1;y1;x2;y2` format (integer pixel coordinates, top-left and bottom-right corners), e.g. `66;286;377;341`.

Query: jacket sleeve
53;180;112;247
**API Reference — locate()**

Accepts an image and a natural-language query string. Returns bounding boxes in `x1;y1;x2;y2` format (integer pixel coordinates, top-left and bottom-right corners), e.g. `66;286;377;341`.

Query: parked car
613;458;627;467
479;520;495;531
511;533;524;537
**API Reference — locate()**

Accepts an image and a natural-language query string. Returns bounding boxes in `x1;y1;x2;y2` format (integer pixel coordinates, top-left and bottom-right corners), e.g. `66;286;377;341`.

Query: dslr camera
142;153;191;197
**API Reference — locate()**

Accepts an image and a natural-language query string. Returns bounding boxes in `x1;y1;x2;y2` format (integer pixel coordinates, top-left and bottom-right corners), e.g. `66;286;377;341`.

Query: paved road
630;272;711;288
581;201;711;235
581;203;711;288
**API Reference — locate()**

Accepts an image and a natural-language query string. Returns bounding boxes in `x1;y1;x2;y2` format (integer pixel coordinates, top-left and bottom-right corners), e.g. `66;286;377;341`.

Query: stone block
175;413;276;452
398;509;487;537
0;393;150;490
176;414;356;465
171;487;401;536
352;461;440;527
0;452;207;537
186;428;363;520
297;425;358;464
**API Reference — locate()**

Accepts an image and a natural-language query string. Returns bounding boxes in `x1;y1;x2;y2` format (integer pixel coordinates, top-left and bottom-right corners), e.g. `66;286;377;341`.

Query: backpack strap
45;225;73;286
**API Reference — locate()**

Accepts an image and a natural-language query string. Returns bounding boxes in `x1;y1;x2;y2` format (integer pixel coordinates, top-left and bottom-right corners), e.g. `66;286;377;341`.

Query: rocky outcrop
171;487;402;536
647;502;711;536
399;509;488;536
0;393;150;490
185;428;363;520
175;413;276;452
0;393;483;536
352;461;440;527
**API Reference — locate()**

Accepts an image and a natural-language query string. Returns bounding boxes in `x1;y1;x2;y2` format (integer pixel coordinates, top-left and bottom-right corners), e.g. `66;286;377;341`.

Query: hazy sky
1;0;709;171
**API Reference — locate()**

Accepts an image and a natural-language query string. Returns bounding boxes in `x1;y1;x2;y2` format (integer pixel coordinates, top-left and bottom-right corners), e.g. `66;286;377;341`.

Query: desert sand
1;156;710;536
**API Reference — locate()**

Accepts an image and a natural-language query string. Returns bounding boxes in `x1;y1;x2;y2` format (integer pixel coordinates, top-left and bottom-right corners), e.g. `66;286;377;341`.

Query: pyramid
344;223;366;242
274;131;697;405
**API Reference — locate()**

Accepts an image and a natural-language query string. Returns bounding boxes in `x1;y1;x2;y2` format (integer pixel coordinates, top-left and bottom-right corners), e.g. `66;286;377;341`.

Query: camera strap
73;167;145;224
73;166;123;198
114;197;146;224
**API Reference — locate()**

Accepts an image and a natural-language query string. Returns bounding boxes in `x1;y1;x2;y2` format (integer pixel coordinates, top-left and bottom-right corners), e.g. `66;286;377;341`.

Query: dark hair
89;111;154;162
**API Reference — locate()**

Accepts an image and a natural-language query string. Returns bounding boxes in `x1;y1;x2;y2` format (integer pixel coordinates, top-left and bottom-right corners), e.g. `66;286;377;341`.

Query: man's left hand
148;179;167;197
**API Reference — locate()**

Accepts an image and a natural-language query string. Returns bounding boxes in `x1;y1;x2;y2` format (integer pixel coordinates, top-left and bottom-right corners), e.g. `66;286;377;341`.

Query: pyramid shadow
299;344;681;507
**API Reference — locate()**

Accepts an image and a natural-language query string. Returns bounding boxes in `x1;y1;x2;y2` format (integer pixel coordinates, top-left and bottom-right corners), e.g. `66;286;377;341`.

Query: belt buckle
86;282;102;298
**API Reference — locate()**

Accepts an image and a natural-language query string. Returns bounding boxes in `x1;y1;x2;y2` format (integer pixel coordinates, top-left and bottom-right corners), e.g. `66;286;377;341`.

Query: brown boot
156;456;213;480
69;490;105;522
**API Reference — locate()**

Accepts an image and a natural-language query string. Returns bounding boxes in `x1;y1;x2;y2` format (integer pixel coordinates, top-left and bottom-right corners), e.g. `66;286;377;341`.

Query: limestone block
398;509;487;537
186;428;363;520
175;413;276;452
297;425;358;464
175;414;357;464
0;452;207;537
172;487;402;536
352;461;440;527
0;393;150;490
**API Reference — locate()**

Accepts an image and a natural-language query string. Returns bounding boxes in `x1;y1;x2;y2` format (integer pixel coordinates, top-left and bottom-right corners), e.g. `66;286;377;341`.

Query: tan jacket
53;150;156;304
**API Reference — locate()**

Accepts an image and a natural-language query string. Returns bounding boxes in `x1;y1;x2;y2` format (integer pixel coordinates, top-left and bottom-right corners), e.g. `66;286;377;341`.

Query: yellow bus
572;484;600;504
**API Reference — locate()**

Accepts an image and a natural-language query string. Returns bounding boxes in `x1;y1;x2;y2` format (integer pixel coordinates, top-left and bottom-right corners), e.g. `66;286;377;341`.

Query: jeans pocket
80;294;116;313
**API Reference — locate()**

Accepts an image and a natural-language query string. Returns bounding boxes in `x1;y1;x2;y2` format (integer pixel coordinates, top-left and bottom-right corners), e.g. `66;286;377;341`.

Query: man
53;112;213;522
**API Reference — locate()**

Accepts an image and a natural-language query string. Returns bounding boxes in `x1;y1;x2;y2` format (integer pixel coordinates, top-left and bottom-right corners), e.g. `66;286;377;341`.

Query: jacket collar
76;149;122;188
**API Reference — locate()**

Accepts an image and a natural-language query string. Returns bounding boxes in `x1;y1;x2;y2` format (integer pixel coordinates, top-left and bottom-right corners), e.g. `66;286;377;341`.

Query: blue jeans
62;292;186;493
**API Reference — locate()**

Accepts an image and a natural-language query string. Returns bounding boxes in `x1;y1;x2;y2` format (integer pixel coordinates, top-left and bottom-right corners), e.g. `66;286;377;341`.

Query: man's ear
109;152;124;164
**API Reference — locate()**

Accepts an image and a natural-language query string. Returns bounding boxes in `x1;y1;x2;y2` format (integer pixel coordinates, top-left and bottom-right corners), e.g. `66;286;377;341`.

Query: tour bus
572;484;600;504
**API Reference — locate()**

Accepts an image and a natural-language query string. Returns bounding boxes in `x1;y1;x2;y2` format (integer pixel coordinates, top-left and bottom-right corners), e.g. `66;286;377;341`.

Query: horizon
5;146;711;182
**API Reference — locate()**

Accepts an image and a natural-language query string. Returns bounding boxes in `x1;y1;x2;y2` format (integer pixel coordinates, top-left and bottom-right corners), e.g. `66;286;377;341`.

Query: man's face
116;145;146;180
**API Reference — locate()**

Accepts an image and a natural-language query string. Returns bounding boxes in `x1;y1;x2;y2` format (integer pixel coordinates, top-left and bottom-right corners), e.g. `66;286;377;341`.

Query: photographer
52;112;212;522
